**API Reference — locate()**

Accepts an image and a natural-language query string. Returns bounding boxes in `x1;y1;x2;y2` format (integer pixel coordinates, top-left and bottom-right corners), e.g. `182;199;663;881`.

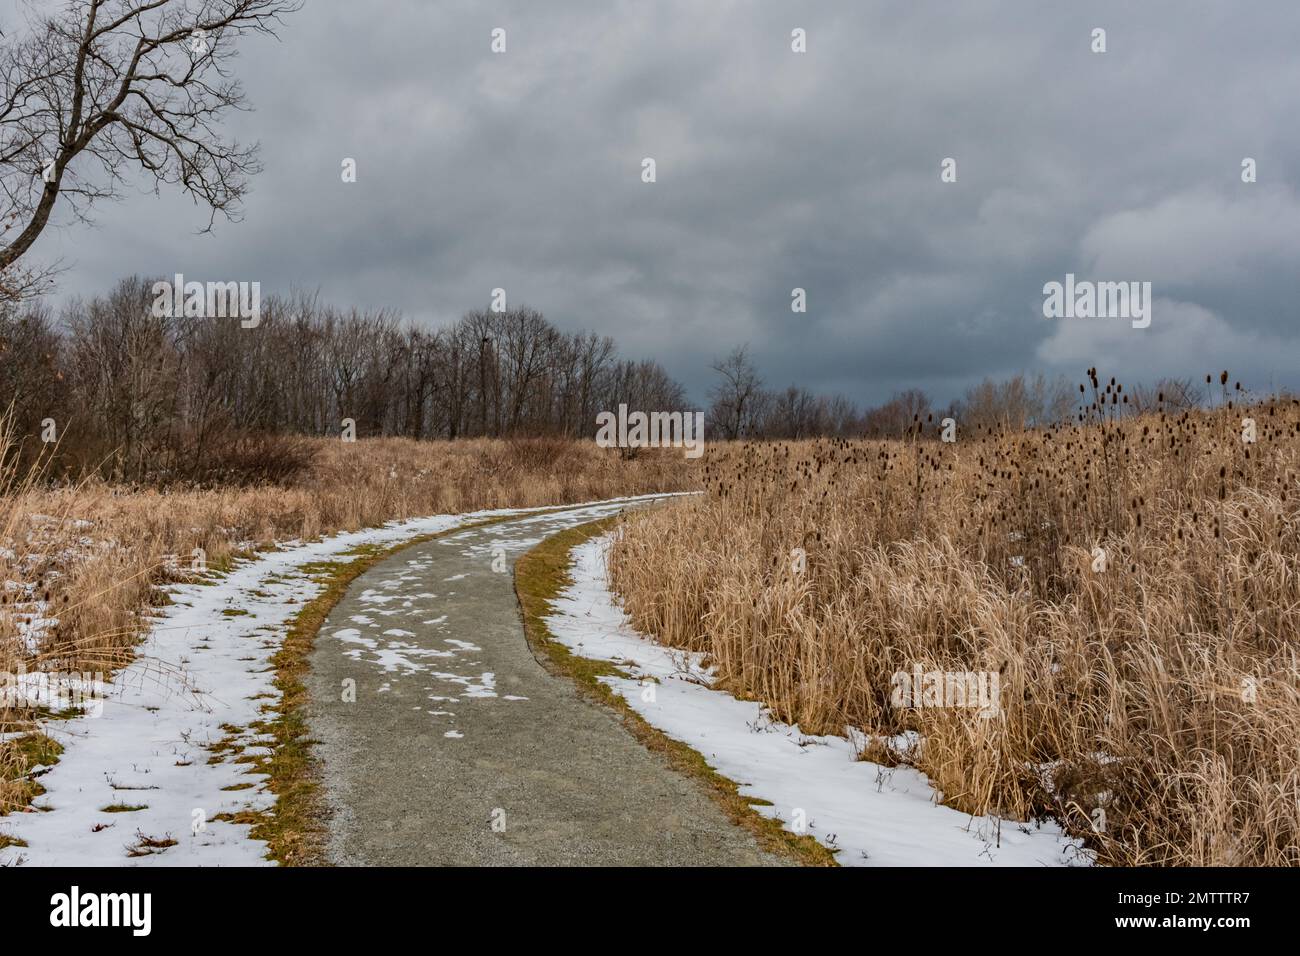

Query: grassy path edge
514;517;837;867
243;503;599;865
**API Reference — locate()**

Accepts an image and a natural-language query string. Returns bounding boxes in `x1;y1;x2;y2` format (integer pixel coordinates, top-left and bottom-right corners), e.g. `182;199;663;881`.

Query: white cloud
1036;297;1300;387
1080;186;1300;287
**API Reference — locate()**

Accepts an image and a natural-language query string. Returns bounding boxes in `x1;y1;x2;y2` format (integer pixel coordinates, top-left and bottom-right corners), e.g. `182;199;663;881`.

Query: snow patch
0;494;678;866
543;535;1091;868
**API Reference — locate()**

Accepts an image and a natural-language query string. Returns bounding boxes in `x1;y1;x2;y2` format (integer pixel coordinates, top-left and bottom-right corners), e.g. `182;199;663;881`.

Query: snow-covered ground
4;499;1089;867
0;495;673;866
545;534;1092;867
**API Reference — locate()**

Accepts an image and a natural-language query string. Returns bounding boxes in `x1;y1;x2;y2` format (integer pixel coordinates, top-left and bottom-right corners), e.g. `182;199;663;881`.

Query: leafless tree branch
0;0;302;271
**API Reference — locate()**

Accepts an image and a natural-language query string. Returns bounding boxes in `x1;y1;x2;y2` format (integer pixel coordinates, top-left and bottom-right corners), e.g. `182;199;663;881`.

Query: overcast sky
19;0;1300;406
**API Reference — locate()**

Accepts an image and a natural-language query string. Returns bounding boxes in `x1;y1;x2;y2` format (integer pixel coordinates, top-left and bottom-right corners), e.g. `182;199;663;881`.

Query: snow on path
545;535;1093;867
0;495;675;866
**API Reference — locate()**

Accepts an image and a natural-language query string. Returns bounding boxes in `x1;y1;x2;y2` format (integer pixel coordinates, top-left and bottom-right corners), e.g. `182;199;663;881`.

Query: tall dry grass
609;377;1300;866
1;429;690;718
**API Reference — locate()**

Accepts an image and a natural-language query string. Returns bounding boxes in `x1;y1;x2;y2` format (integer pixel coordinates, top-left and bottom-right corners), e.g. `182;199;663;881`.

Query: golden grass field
5;380;1300;866
0;432;688;734
1;430;693;814
609;384;1300;866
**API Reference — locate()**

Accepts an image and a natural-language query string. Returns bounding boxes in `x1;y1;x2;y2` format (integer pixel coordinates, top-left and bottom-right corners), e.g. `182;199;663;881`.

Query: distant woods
703;345;1208;442
3;276;1215;485
1;276;686;483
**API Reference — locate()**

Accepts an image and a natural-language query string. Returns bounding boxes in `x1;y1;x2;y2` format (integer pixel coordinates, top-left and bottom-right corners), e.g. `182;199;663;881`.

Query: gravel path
306;500;788;866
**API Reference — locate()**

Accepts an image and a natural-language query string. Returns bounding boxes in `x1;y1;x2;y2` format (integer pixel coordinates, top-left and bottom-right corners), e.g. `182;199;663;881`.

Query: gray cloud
22;0;1300;406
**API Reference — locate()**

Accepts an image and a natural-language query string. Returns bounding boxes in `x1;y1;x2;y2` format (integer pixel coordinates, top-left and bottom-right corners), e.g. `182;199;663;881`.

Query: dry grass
609;377;1300;866
514;517;837;866
0;428;690;785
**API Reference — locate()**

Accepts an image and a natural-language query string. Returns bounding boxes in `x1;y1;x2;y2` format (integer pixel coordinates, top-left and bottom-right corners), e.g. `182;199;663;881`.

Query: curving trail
306;500;787;866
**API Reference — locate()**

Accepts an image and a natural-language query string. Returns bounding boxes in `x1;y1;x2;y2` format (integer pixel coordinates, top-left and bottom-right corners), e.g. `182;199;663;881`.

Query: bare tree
0;260;58;303
1130;376;1204;414
861;389;930;438
0;296;63;454
63;275;179;479
1028;372;1076;425
708;345;763;440
763;385;845;439
0;0;301;270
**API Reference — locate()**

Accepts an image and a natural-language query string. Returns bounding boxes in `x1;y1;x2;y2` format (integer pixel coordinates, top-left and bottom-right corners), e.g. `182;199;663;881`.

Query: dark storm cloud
21;0;1300;405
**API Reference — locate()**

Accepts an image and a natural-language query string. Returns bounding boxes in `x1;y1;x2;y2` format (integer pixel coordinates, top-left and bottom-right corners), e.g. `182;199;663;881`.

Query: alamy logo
890;665;1001;718
151;274;261;328
1;668;105;717
50;886;151;936
595;404;705;459
1043;273;1151;329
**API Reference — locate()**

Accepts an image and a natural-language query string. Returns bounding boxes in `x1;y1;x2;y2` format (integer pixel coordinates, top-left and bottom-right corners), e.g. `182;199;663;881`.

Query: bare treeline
4;277;1221;485
2;276;686;482
706;347;878;440
707;345;1209;441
